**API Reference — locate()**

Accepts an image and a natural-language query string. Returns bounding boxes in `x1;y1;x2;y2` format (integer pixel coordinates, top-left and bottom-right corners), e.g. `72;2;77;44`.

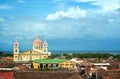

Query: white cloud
54;0;120;13
0;20;47;40
76;0;120;12
92;0;120;12
0;18;5;22
46;7;87;20
0;5;13;10
17;0;26;3
0;14;120;41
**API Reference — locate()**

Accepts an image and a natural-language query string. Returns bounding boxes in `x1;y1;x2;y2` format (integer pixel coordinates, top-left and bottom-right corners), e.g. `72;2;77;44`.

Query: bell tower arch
13;39;20;61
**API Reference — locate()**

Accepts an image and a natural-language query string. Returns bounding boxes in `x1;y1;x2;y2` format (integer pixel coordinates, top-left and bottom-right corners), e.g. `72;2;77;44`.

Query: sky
0;0;120;51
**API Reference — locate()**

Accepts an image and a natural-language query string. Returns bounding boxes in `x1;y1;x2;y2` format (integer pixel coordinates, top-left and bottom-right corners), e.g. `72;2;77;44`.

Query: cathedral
13;35;50;62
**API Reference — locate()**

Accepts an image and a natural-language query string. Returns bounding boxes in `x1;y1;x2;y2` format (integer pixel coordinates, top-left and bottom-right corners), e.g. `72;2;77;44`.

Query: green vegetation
51;53;120;60
2;53;13;57
50;54;61;58
113;54;120;60
61;53;113;59
0;51;13;57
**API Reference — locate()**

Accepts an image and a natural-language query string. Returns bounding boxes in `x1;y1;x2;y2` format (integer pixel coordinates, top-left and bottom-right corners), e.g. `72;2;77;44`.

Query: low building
60;60;76;69
93;63;110;70
2;57;13;62
70;58;83;64
33;59;66;69
79;61;93;72
33;59;76;69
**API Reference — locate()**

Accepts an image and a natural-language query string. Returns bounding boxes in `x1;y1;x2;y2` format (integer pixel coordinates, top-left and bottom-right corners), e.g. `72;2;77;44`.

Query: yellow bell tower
13;39;19;61
42;39;48;53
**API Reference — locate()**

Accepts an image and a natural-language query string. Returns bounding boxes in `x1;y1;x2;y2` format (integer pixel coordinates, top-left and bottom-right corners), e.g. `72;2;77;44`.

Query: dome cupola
33;35;42;44
33;35;42;50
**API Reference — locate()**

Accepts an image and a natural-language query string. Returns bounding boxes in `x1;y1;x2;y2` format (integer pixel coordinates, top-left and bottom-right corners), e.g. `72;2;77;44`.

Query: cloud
91;0;120;12
16;0;26;3
76;0;120;12
0;11;120;40
54;0;120;13
0;18;5;22
46;7;87;20
0;19;47;40
0;5;13;10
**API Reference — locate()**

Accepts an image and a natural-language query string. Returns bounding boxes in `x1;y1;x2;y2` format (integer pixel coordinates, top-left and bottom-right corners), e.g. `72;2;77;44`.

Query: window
39;46;40;49
30;51;32;53
44;56;46;58
15;44;17;47
15;56;17;58
15;49;17;52
30;56;32;60
44;49;46;52
36;46;38;49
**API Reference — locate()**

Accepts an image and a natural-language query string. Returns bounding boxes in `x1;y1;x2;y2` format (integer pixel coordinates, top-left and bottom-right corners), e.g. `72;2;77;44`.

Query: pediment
20;50;41;55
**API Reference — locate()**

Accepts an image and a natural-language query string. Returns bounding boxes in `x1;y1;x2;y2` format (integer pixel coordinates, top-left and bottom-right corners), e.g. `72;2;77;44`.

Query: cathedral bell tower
42;39;48;53
13;39;19;61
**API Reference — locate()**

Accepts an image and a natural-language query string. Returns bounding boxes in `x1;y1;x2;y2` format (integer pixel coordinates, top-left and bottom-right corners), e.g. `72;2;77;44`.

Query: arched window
15;56;17;58
15;44;17;47
15;49;17;52
30;56;32;60
44;56;46;58
30;51;32;53
36;46;38;49
39;46;40;49
44;49;46;52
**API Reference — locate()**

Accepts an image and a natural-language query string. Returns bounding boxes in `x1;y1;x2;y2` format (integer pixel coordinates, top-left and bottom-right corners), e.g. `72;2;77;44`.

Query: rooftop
34;59;66;64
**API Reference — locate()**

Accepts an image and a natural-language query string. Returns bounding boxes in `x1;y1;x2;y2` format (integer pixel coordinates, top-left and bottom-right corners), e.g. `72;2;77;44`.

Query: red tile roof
0;71;14;79
16;65;27;70
67;74;83;79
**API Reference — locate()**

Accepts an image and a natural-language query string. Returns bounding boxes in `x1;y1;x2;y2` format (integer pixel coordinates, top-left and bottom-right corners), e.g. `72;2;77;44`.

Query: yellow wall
32;60;76;69
14;47;19;53
33;62;39;69
13;50;48;61
42;47;48;53
13;54;19;61
33;49;43;53
60;61;76;68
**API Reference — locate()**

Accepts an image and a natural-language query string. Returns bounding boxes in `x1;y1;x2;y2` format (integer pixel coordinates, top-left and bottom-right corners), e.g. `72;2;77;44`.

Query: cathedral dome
33;35;42;44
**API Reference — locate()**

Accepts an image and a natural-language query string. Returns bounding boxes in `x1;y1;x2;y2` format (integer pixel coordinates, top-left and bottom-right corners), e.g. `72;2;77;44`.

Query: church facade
13;35;50;62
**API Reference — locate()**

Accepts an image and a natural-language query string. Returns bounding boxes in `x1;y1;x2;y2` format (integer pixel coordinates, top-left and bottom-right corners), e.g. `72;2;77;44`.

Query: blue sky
0;0;120;51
